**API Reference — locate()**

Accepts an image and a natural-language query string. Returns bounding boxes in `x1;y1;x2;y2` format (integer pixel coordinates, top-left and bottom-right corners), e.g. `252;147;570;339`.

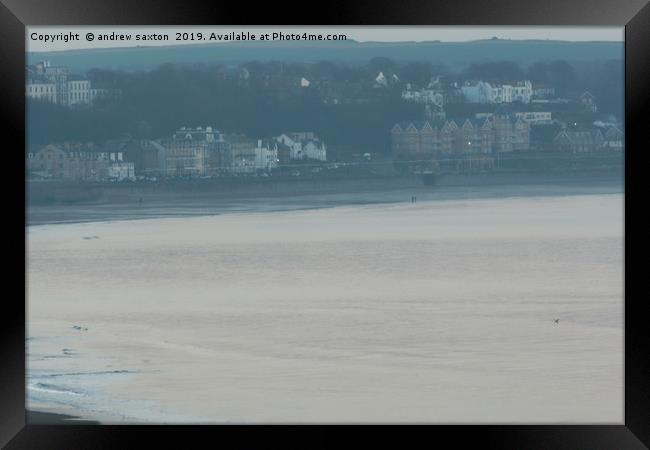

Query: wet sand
27;170;622;226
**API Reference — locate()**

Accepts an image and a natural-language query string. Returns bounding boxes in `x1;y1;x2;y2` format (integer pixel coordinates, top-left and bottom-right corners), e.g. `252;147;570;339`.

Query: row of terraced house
391;105;623;171
26;142;136;181
391;108;531;161
27;127;328;181
151;127;327;177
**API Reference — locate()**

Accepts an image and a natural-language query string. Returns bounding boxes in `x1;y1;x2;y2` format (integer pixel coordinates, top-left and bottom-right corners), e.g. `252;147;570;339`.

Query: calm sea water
26;189;623;423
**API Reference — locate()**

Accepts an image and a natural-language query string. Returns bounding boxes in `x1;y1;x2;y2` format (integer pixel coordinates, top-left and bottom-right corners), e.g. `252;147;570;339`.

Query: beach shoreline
27;170;623;226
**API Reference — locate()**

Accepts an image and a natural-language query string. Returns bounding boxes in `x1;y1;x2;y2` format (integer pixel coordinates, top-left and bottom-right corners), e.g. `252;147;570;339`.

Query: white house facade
26;82;56;102
274;132;327;162
514;111;553;125
302;141;327;161
461;81;493;104
67;79;91;106
462;80;532;104
254;140;279;171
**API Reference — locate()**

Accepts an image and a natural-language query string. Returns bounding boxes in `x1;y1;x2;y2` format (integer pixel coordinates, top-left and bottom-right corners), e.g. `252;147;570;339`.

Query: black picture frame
2;0;648;447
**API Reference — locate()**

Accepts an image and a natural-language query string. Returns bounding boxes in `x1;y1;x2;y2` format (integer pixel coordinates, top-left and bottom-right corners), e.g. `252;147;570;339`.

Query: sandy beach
26;184;624;423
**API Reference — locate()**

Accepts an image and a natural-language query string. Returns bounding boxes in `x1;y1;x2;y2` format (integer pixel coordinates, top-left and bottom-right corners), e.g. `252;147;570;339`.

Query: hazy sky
27;26;623;52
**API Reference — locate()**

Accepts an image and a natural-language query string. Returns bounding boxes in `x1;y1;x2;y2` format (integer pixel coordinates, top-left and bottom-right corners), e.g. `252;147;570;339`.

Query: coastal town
26;59;623;183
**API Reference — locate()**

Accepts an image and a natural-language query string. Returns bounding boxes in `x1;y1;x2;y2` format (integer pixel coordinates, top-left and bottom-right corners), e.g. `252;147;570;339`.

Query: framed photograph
2;0;648;447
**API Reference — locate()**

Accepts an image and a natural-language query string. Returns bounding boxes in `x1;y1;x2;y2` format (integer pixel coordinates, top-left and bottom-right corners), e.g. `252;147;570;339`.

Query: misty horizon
27;26;623;53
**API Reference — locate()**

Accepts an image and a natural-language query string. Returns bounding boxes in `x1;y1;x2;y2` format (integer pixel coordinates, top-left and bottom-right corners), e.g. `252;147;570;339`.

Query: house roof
394;121;433;131
446;117;492;129
555;129;603;144
172;127;221;141
148;141;167;152
603;126;623;138
396;118;492;132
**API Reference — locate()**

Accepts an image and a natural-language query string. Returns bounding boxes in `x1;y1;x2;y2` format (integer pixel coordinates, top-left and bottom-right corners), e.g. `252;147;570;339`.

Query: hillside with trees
27;56;623;155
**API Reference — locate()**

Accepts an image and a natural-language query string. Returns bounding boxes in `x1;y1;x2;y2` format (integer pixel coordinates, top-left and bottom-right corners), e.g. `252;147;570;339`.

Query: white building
514;111;552;125
27;61;67;105
462;80;532;104
461;81;493;104
533;84;555;99
254;140;279;171
107;162;136;181
26;82;56;102
26;61;99;107
274;132;327;161
67;78;91;105
375;72;388;87
594;123;623;151
302;140;327;161
511;81;533;103
174;125;223;143
401;86;444;107
35;61;69;105
106;152;136;181
478;111;552;125
491;84;513;103
274;133;301;159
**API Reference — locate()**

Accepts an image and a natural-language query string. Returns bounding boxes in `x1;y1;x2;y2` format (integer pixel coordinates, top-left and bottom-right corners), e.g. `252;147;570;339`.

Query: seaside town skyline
25;28;625;425
26;47;623;184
